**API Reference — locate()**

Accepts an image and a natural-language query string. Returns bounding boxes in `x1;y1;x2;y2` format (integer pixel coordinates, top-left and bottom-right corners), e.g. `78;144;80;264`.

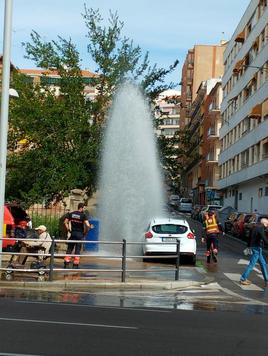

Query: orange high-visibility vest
205;214;220;234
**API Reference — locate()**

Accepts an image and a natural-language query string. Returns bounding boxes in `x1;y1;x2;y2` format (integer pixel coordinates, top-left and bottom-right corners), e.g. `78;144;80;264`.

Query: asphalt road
0;212;268;355
0;297;268;356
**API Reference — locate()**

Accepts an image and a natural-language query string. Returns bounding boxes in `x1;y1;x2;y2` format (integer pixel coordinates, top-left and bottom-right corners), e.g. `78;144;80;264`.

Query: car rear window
208;206;222;211
152;224;188;234
181;199;192;203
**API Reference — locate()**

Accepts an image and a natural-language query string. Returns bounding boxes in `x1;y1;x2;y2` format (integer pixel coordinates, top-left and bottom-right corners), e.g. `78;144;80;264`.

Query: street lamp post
0;0;14;267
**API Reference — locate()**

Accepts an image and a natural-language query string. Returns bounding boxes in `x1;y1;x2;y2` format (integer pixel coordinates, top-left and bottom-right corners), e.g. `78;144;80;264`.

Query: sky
0;0;251;87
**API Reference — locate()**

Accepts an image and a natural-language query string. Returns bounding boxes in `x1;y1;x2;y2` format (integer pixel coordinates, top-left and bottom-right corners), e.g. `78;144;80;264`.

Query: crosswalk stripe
224;272;263;291
237;259;261;273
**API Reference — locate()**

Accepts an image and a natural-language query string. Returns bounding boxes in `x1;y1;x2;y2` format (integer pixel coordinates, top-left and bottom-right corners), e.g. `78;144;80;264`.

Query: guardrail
0;237;181;283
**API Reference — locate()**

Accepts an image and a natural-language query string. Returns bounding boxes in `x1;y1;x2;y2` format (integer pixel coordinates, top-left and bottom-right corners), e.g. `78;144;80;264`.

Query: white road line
16;300;170;313
237;259;261;273
0;354;40;356
224;272;263;291
0;317;138;330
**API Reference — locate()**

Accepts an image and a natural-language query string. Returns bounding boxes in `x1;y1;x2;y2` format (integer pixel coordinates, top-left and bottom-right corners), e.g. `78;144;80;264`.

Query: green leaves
7;6;178;205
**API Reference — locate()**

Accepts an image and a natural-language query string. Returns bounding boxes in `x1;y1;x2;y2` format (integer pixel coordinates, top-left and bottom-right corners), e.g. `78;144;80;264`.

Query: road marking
0;317;138;330
16;300;170;313
224;273;263;291
237;259;261;273
0;354;40;356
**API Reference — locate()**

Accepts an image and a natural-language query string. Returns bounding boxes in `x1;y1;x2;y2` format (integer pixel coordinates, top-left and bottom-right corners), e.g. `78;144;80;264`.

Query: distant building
183;79;222;204
180;42;226;128
18;68;98;101
199;80;223;205
155;89;181;138
219;0;268;213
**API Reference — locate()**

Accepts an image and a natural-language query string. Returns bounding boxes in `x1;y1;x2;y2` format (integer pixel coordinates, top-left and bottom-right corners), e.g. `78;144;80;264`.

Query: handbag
243;247;253;256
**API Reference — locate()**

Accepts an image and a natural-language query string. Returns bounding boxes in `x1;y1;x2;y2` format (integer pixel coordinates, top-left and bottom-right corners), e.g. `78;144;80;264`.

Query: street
0;215;268;355
0;213;268;356
0;296;268;356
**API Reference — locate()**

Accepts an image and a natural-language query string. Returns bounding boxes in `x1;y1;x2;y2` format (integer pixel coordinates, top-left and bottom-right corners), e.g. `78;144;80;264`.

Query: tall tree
7;7;179;205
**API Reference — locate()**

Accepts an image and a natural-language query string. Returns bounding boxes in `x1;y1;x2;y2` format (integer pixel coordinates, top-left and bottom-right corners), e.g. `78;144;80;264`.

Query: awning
262;99;268;118
248;103;262;119
4;206;14;225
233;59;244;75
253;38;259;49
235;30;245;43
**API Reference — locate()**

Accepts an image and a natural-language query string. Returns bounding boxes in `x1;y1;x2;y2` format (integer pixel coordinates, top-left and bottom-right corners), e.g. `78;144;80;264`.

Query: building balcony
206;153;217;163
207;127;219;139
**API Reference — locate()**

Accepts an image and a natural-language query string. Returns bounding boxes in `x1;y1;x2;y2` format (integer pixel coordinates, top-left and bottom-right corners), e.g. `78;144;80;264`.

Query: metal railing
0;237;181;283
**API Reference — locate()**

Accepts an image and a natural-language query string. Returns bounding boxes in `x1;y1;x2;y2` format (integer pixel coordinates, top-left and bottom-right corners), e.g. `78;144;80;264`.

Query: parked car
217;206;237;228
4;203;32;251
200;205;223;221
6;203;31;228
244;213;268;241
169;195;180;207
231;213;253;240
191;205;204;220
178;198;193;213
3;206;16;251
224;212;241;233
143;217;197;264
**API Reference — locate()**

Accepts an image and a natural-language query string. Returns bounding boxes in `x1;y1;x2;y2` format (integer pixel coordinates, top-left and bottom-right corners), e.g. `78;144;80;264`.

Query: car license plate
162;238;177;242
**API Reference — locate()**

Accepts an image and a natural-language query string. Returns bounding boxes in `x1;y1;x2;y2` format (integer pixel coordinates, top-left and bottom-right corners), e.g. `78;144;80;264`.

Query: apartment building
199;81;223;205
19;68;97;101
180;42;226;128
219;0;268;214
155;89;181;139
184;79;222;204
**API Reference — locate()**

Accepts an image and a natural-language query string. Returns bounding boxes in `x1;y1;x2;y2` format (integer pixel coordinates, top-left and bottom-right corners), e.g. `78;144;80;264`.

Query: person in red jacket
202;210;222;263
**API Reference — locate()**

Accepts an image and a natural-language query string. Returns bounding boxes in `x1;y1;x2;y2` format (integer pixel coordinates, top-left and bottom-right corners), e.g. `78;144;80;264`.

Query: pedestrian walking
240;218;268;286
64;203;91;268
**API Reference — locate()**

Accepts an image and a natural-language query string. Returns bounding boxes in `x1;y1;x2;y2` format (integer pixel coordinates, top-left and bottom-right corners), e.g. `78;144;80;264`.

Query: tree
7;7;179;205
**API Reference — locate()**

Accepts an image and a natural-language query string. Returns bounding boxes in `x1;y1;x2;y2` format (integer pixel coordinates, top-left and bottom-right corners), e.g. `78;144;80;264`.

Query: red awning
4;206;14;225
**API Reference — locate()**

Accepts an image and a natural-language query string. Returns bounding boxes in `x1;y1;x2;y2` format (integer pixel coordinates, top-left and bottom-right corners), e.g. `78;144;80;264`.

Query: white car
143;217;197;264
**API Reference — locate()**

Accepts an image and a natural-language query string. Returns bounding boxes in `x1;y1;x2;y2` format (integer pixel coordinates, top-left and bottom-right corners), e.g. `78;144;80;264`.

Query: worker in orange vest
202;210;222;263
64;203;91;268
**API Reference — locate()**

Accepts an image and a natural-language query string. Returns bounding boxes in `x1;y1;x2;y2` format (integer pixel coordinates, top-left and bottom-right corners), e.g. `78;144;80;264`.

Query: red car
231;213;253;240
3;206;16;250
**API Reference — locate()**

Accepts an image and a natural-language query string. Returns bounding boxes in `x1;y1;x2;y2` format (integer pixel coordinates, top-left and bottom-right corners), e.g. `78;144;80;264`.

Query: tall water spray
98;82;164;253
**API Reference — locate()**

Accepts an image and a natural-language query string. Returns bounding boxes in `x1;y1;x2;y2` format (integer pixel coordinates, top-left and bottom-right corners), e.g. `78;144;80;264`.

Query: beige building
19;68;98;100
180;42;226;128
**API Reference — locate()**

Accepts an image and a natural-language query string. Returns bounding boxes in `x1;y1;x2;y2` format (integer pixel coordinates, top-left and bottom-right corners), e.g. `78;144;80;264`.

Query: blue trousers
241;247;268;281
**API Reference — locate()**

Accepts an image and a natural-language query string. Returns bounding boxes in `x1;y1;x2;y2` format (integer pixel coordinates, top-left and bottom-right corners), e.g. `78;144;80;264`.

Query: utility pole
0;0;13;267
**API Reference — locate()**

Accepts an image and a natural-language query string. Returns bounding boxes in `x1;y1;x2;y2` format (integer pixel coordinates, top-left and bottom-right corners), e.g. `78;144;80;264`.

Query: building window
265;186;268;196
239;192;242;200
258;188;263;197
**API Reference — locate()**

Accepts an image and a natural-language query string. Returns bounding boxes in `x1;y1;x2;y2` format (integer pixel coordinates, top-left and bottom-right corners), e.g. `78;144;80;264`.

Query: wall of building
193;45;225;101
223;178;268;214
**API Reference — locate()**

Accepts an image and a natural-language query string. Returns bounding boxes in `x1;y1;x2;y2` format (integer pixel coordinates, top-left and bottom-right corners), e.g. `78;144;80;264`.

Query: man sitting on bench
14;225;52;265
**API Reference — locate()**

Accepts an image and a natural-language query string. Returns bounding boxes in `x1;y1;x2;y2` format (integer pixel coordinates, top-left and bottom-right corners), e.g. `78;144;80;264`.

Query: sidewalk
0;254;213;292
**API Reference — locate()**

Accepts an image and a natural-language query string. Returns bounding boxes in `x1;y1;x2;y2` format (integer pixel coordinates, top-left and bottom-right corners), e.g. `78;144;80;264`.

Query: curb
0;277;214;292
